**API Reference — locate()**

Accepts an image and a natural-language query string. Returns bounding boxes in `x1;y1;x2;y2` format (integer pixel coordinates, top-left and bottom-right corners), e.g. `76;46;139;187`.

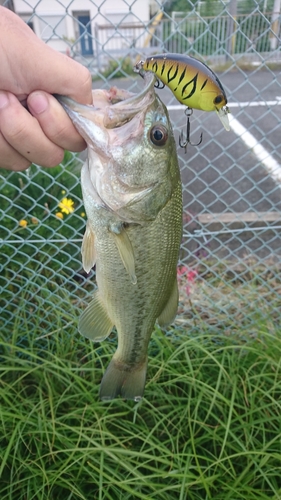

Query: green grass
1;303;281;499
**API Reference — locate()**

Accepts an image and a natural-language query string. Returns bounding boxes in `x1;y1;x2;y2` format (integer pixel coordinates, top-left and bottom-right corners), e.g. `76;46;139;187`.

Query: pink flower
187;269;198;282
177;265;189;278
177;266;198;296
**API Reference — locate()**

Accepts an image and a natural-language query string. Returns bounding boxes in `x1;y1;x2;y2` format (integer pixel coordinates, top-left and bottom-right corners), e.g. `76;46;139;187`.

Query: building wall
13;0;151;55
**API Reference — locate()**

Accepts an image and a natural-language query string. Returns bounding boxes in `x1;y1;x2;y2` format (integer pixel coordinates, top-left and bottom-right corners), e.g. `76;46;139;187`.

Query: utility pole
270;0;281;50
226;0;237;60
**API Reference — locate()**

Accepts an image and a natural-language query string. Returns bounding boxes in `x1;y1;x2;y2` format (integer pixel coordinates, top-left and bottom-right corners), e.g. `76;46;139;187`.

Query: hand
0;7;92;171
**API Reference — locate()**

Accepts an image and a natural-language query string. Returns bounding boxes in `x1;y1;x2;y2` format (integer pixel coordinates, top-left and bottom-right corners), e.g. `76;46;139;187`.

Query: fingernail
0;92;9;109
28;92;48;115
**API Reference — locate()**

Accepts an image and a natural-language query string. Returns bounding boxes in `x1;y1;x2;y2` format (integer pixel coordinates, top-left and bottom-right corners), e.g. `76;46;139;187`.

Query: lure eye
214;95;224;105
149;125;168;146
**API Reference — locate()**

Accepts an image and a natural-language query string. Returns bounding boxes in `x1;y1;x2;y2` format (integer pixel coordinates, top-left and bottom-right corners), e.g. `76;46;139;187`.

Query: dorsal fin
157;277;179;327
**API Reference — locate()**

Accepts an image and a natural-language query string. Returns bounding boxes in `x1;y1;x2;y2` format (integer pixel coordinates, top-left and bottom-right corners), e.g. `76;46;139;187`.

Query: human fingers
0;91;65;169
0;130;31;171
28;91;86;152
24;49;92;105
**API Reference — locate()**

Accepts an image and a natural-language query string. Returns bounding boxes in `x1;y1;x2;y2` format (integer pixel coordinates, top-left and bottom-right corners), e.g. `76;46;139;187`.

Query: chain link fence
1;0;281;343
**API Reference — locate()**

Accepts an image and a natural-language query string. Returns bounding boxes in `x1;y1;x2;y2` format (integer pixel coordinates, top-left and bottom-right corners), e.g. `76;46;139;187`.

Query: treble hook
179;108;203;152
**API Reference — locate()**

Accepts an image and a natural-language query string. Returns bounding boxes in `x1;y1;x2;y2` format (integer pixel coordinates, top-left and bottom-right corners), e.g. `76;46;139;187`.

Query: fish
56;72;183;401
135;53;230;131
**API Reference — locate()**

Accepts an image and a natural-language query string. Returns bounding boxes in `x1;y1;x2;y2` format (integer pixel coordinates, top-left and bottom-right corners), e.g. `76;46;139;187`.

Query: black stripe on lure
134;53;230;139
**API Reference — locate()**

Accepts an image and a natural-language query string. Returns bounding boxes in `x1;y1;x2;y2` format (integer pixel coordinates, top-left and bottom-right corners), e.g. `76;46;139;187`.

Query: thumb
0;7;92;105
29;46;93;105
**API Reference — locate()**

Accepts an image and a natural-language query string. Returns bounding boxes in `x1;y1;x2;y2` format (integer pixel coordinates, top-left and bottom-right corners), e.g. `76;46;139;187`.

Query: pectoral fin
110;226;137;285
157;277;179;327
81;221;96;273
78;290;114;342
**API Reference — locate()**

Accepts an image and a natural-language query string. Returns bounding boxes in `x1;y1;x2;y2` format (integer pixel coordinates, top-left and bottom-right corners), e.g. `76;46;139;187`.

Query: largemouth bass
56;73;182;401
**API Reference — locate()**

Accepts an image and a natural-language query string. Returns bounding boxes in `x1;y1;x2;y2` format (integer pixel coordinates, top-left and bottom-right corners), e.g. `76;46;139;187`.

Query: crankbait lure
135;53;230;132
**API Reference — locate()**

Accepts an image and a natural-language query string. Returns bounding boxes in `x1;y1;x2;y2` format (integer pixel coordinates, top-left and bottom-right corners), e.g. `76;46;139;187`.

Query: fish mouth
55;72;161;220
55;71;156;142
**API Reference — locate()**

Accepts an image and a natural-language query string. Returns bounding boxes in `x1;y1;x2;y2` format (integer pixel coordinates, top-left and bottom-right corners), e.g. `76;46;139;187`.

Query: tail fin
99;357;147;401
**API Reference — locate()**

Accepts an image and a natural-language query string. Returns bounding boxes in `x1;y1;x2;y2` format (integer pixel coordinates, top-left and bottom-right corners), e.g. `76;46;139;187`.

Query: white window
38;15;66;40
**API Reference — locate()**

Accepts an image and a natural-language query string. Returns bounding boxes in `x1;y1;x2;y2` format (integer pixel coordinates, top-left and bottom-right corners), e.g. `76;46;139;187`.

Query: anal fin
78;290;114;342
157;277;179;327
81;221;96;273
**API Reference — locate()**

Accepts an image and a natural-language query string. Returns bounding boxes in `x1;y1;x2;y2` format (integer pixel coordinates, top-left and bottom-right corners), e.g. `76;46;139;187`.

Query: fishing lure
135;53;230;132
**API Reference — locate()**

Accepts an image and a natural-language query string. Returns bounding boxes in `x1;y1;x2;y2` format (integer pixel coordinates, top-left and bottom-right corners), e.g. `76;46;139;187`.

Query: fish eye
214;95;223;105
149;125;168;146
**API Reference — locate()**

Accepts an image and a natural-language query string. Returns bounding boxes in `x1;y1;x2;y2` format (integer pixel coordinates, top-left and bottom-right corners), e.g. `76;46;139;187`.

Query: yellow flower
19;219;28;228
55;212;64;219
31;217;39;224
61;190;66;194
58;197;74;214
80;212;86;217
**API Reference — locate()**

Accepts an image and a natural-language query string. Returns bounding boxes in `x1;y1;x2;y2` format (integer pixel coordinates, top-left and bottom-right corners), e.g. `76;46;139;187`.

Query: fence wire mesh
1;0;281;343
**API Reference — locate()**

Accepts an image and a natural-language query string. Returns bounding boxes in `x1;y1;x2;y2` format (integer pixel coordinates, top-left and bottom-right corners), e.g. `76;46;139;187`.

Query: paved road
162;71;281;211
167;70;281;261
